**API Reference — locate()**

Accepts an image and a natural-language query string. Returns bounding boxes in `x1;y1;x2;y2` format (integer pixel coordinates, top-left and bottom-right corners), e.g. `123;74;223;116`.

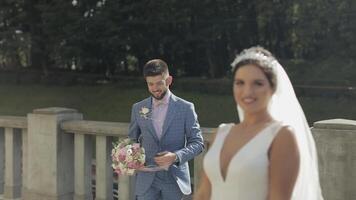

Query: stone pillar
24;108;82;200
74;134;93;200
95;136;113;200
21;129;28;199
4;128;22;199
118;175;135;200
312;119;356;200
0;128;4;197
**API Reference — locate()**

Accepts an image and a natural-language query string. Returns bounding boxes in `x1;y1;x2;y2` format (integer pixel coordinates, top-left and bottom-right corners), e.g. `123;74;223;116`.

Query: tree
0;0;29;69
1;0;355;80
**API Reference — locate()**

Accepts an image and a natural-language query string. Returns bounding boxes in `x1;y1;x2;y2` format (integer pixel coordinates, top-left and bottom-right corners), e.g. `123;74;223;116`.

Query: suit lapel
161;94;178;139
142;97;160;142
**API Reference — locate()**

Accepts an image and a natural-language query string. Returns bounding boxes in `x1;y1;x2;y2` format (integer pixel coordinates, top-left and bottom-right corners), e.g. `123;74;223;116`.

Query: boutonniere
139;106;150;119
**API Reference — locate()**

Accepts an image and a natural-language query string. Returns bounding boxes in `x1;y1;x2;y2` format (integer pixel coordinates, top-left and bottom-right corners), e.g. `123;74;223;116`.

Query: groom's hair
143;59;169;78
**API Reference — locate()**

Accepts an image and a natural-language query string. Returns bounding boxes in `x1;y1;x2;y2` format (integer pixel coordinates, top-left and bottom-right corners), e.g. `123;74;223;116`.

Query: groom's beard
151;90;167;100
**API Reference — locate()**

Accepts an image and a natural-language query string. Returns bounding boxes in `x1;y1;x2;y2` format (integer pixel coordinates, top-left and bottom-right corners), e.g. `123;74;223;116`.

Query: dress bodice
203;122;283;200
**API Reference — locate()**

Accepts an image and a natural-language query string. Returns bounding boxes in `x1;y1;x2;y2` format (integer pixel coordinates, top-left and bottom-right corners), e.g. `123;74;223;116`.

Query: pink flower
112;139;146;176
115;168;122;175
127;162;136;168
132;143;140;153
133;143;140;149
118;148;127;161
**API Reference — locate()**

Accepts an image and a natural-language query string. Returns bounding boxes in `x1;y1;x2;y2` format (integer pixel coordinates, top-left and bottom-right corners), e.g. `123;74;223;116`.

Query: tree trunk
24;0;48;75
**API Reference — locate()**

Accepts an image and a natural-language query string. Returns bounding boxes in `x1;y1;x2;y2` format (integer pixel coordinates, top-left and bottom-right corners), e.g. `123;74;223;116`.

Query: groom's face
146;74;172;100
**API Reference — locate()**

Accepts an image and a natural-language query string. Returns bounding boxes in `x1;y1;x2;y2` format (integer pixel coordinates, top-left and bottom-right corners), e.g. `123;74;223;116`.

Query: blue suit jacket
128;93;204;195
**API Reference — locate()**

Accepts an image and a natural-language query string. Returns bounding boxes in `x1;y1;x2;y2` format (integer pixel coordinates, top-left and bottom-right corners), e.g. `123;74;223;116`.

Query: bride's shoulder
208;123;235;143
274;121;296;135
272;124;298;151
217;123;235;132
218;122;235;128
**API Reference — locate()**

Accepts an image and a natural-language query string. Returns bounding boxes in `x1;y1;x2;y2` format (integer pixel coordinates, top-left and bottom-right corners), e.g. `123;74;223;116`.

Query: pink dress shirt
151;90;171;139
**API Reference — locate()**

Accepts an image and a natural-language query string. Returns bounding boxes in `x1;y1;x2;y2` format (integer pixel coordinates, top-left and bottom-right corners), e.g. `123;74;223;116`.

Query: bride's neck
241;111;273;127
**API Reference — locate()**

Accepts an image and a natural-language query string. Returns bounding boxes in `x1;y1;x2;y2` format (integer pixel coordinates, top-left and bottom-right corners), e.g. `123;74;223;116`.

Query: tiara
230;48;277;71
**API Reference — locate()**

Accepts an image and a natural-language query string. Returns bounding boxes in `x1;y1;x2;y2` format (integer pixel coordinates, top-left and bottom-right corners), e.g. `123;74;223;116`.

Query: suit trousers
136;171;183;200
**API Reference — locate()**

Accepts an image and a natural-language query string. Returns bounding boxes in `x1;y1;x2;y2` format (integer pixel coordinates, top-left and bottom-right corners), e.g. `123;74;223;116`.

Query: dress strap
264;121;285;148
217;123;234;137
212;123;234;147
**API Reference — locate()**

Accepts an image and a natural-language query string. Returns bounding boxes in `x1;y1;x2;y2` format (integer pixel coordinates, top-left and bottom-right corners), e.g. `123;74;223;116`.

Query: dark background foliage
1;0;356;84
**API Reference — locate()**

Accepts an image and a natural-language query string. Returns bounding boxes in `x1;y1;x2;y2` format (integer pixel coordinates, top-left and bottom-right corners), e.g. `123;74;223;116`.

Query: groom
128;59;204;200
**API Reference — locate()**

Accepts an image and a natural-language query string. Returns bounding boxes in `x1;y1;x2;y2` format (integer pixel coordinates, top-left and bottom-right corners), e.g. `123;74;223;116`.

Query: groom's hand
154;151;177;167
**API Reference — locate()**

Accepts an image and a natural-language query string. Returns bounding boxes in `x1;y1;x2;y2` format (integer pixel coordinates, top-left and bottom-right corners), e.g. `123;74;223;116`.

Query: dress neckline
219;121;277;182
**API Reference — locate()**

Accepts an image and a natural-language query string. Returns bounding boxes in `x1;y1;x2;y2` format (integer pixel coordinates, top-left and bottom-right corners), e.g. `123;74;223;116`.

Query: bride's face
233;64;273;115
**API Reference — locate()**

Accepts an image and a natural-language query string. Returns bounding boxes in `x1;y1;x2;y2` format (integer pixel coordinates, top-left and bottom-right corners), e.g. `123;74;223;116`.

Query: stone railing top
61;120;129;137
201;127;216;142
61;120;217;138
313;118;356;130
0;116;27;128
33;107;78;114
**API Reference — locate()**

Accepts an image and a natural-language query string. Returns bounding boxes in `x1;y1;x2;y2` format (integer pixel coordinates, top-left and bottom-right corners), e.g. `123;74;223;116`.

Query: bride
194;46;324;200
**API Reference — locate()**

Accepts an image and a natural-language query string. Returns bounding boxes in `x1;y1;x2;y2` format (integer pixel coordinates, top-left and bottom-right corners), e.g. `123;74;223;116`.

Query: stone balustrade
0;108;355;200
0;116;26;200
312;119;356;200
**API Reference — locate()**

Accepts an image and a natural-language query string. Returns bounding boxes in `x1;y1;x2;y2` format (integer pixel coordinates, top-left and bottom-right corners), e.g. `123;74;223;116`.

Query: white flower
126;155;133;162
141;107;149;114
127;148;133;155
140;154;146;162
139;106;150;119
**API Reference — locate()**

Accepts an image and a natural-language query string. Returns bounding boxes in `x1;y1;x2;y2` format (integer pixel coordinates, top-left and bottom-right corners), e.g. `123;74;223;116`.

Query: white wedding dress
203;121;283;200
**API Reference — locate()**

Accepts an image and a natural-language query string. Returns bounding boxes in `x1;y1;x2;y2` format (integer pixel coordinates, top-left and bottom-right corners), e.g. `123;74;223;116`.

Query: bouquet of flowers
111;138;146;176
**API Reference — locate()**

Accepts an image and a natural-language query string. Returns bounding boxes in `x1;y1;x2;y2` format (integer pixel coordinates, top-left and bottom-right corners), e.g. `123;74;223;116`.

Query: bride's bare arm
193;128;220;200
268;126;300;200
193;169;211;200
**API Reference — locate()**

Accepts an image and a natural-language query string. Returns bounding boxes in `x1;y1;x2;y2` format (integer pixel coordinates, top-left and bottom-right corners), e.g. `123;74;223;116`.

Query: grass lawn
0;84;354;127
0;84;237;128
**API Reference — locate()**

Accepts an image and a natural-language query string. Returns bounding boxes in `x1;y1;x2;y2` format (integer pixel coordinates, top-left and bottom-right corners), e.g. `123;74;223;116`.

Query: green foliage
0;0;28;68
0;0;355;81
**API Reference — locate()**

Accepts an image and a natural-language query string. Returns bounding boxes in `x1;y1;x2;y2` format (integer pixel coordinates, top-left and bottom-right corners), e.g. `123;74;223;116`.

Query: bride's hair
231;46;277;91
